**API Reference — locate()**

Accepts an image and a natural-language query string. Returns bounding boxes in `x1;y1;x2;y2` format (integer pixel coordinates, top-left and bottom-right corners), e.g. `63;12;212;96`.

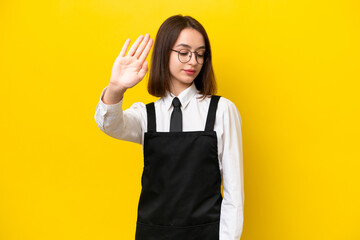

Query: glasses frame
170;49;207;65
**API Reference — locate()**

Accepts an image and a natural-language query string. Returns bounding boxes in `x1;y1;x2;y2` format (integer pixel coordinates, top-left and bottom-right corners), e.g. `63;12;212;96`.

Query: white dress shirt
94;82;244;240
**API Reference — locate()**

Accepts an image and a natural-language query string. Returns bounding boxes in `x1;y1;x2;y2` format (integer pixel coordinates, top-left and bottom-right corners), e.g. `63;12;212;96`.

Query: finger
134;33;150;59
127;35;144;57
138;37;153;63
138;61;148;80
119;38;130;57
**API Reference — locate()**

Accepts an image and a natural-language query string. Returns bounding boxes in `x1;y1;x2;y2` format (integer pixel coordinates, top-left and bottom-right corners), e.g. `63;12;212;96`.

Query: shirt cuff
98;86;123;114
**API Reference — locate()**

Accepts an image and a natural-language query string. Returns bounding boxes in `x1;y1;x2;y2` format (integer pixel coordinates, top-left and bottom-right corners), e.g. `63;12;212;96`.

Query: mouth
184;69;196;73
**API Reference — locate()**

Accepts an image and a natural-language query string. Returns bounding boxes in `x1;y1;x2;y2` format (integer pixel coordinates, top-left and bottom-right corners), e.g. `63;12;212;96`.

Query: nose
188;53;198;65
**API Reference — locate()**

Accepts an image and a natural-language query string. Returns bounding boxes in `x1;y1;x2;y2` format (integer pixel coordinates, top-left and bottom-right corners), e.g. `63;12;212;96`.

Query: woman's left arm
219;99;244;240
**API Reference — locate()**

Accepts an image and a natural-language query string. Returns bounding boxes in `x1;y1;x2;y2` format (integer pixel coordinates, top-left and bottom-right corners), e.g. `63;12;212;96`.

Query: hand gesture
109;33;153;92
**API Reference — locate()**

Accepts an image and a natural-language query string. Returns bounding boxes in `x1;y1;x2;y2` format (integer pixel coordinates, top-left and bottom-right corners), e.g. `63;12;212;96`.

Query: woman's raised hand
108;33;153;92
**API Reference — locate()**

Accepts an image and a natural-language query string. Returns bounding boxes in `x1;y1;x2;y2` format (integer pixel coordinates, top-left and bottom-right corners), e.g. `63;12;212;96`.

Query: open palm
109;33;153;91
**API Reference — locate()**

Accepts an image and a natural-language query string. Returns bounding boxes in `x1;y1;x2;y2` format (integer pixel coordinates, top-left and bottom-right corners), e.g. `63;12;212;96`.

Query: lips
184;69;196;75
184;69;196;73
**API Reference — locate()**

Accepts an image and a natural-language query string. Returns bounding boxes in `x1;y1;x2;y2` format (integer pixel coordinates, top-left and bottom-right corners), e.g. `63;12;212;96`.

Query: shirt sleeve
219;99;244;240
94;86;145;145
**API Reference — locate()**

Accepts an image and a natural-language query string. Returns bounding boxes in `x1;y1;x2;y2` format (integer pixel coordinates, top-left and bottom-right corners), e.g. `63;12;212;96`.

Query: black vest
135;95;223;240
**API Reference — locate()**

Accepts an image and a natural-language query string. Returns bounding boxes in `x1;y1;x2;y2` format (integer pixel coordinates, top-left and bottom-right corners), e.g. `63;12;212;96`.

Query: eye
196;51;205;57
179;50;190;55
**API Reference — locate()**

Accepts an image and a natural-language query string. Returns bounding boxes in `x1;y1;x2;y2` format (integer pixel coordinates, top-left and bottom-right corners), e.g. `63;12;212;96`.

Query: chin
182;78;195;84
184;75;197;81
171;74;196;86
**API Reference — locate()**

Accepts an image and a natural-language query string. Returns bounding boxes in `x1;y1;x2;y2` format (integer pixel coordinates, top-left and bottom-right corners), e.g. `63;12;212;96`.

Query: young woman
95;14;244;240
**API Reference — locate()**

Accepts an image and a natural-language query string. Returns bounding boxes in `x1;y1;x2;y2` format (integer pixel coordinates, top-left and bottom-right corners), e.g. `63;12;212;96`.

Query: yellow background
1;0;359;239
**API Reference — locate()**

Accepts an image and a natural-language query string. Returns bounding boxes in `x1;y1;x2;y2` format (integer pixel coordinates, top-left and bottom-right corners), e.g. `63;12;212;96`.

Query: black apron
135;95;223;240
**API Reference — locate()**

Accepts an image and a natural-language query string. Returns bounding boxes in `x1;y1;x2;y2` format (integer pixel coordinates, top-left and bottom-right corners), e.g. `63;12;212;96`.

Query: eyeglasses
171;49;207;64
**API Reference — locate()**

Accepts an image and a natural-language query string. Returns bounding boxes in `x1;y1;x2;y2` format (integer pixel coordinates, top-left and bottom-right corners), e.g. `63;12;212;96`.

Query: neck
170;81;192;97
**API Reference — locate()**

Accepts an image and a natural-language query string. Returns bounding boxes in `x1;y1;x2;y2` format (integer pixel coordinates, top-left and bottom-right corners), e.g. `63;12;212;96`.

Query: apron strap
146;102;156;132
146;95;221;133
205;95;221;132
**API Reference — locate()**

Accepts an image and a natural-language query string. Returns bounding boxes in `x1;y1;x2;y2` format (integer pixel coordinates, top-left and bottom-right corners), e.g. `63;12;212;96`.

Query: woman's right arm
94;33;153;144
94;86;145;144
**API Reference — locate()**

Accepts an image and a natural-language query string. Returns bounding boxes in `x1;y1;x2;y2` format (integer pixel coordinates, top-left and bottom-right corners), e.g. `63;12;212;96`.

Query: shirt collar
162;82;198;112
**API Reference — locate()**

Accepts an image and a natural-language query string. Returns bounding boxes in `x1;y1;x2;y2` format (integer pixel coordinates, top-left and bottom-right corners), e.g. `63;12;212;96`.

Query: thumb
138;61;149;79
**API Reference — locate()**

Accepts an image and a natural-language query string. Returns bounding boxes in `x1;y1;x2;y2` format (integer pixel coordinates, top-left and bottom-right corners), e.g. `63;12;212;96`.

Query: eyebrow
175;43;206;50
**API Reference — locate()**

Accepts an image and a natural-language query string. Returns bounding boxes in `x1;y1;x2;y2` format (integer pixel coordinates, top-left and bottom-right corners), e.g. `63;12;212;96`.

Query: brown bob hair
148;14;217;100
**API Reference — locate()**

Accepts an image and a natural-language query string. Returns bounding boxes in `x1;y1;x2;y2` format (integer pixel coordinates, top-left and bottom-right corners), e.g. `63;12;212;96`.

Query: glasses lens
195;51;205;64
178;50;191;63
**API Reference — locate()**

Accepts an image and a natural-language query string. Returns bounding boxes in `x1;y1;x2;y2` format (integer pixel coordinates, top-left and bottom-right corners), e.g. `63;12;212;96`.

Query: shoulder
133;98;161;116
217;95;238;112
126;101;147;122
217;96;242;126
128;101;146;110
130;97;162;109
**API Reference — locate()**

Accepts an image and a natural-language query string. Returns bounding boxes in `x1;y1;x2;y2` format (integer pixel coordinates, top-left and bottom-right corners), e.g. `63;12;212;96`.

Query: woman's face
168;28;205;91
